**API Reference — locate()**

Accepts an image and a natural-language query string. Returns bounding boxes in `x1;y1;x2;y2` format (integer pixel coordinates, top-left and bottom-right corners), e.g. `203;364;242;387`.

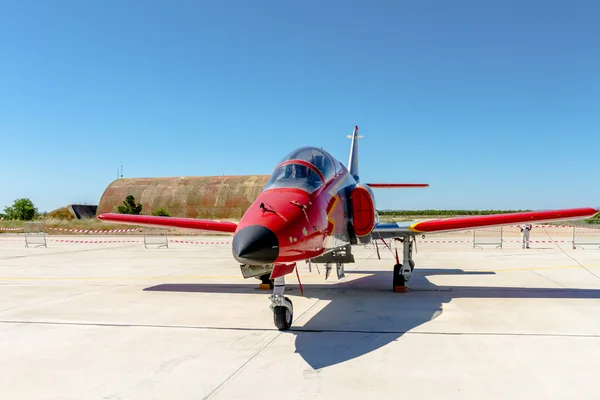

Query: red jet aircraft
98;126;599;330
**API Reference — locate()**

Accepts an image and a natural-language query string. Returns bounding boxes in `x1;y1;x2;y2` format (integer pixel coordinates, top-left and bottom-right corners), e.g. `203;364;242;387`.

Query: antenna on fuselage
347;125;362;182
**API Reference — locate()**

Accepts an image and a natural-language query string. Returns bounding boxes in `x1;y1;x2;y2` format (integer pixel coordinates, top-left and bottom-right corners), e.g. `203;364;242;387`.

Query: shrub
117;195;143;215
151;208;171;217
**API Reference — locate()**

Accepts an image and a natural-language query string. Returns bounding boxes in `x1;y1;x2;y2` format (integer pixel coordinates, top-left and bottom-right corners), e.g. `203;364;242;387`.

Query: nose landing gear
269;275;294;330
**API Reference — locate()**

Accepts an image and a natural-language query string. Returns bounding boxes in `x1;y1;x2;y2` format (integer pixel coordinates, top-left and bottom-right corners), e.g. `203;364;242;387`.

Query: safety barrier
24;222;47;248
3;223;596;251
572;225;600;249
473;227;503;249
144;234;169;249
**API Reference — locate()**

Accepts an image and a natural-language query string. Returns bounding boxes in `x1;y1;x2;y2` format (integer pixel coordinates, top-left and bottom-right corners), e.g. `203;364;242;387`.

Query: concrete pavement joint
203;333;282;399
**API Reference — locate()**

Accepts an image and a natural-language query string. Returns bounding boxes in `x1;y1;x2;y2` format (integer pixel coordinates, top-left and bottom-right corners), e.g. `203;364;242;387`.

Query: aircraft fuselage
232;148;370;265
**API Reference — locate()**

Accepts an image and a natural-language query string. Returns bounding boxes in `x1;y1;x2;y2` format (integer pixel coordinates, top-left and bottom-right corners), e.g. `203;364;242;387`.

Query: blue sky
1;0;598;213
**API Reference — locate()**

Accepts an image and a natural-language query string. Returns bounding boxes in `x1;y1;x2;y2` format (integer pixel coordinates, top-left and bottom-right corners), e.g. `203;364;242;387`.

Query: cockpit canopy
263;147;342;193
279;147;338;181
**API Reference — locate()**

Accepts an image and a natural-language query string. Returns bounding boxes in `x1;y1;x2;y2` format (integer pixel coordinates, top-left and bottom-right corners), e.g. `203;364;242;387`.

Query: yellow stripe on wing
408;221;425;233
408;217;451;233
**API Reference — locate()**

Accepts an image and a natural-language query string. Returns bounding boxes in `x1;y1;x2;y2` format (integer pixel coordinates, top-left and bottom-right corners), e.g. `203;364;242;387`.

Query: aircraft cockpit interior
263;147;341;193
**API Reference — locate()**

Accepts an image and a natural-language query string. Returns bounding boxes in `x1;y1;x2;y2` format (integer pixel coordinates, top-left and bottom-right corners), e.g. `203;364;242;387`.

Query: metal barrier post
473;227;503;249
24;222;47;248
572;225;600;250
144;234;168;249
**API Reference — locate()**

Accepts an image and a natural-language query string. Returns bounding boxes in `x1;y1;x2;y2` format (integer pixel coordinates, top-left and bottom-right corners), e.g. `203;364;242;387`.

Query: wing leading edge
97;213;237;233
373;207;599;239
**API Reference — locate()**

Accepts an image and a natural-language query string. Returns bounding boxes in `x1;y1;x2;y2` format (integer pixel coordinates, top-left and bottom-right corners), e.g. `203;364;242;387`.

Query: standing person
520;224;533;249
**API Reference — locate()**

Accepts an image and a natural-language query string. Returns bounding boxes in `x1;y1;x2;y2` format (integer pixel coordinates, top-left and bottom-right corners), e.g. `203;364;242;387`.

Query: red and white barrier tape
169;240;231;245
0;237;229;245
0;227;24;231
421;240;473;243
477;225;600;232
485;241;572;243
49;239;141;244
418;239;577;244
46;227;139;234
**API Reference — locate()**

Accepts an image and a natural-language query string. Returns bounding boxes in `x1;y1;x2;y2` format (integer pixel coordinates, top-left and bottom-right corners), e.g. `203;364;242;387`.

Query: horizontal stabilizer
367;183;429;188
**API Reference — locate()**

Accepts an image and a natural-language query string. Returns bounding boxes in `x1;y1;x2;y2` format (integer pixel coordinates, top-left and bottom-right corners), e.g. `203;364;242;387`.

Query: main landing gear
269;275;293;330
392;237;415;292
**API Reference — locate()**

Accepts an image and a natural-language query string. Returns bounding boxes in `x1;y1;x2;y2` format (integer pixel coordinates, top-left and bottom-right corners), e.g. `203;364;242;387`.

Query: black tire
393;264;406;288
273;297;293;330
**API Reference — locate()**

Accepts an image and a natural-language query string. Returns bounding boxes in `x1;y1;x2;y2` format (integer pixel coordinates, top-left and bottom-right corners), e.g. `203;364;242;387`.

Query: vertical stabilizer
347;125;362;182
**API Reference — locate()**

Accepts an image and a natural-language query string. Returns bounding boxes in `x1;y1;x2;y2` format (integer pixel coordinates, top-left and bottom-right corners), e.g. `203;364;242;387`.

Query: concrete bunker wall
97;175;270;219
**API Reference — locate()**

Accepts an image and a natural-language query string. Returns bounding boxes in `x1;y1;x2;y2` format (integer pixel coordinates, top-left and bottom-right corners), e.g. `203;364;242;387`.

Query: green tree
3;198;38;220
117;195;143;215
151;208;171;217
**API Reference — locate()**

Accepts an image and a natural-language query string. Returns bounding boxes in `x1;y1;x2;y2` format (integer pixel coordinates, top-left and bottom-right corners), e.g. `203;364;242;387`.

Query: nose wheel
272;296;293;330
269;275;293;330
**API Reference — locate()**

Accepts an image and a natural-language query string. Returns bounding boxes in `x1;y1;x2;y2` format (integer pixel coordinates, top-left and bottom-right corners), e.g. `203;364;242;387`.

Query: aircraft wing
97;213;237;233
373;207;599;239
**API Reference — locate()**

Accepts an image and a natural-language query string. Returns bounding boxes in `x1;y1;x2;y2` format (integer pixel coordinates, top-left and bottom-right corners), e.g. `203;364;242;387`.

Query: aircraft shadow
145;268;600;369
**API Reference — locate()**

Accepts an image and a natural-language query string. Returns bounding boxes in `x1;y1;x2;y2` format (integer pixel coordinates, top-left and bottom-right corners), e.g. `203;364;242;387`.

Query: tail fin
347;125;362;182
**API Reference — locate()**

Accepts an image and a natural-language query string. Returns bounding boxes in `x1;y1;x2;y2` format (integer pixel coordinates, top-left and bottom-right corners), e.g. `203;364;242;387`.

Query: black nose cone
232;225;279;264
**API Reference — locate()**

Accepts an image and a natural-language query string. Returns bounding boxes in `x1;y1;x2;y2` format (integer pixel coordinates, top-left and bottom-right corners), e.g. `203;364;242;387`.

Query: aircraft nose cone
232;225;279;265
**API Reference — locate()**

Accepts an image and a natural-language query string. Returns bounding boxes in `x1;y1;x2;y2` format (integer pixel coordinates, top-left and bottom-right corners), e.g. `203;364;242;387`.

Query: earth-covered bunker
97;175;270;219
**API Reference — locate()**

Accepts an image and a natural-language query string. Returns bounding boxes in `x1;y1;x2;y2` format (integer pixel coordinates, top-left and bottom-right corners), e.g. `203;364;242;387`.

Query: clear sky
1;0;598;213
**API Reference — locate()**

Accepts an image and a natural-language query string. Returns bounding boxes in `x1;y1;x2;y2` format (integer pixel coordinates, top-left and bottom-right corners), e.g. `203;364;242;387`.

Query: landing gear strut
336;262;345;279
393;237;415;292
323;262;345;280
269;275;293;330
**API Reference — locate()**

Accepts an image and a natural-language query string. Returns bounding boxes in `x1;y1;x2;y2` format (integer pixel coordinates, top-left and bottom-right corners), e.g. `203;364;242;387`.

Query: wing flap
373;207;599;238
97;213;237;233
